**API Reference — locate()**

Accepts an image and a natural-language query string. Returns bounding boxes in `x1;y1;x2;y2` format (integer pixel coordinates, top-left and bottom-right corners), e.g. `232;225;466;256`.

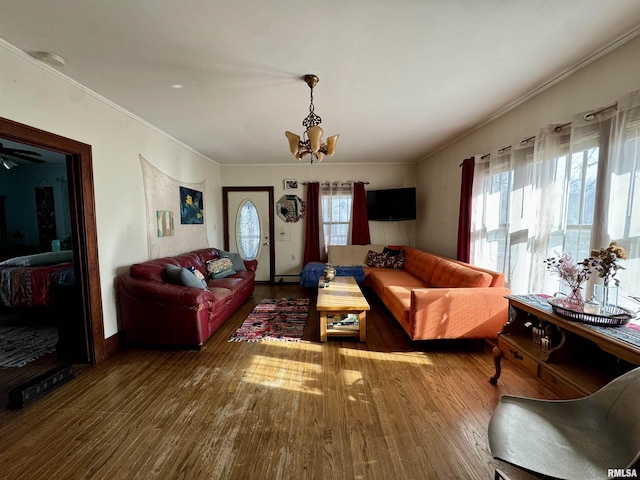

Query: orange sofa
327;245;509;340
368;246;509;340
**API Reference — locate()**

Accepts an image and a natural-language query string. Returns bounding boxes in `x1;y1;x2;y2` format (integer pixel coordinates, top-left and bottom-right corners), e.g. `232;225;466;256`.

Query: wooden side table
491;294;640;397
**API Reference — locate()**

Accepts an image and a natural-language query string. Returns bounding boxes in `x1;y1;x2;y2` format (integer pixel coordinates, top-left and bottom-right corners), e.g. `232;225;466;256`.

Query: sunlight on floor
243;354;323;395
242;340;434;395
257;338;434;366
338;347;434;365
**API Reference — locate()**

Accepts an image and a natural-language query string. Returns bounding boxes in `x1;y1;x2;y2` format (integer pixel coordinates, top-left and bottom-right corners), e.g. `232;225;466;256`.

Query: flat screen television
366;187;416;221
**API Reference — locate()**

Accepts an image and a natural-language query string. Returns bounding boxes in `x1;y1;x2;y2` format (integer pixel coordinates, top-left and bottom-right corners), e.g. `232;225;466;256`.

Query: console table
490;294;640;398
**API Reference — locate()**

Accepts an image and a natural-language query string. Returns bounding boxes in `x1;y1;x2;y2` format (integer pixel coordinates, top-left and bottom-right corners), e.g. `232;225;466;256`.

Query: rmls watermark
608;468;638;478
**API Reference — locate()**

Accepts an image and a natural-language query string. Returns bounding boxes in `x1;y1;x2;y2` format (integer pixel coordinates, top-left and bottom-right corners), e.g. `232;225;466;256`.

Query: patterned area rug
229;298;309;342
0;325;58;367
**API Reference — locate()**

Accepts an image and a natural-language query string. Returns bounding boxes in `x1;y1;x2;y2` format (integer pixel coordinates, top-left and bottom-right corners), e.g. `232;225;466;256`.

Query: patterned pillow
187;266;208;287
205;258;234;279
386;249;405;269
216;249;247;271
365;250;389;268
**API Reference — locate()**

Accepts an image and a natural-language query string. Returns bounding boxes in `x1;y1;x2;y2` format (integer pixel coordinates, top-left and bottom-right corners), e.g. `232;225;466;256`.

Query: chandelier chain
302;85;322;128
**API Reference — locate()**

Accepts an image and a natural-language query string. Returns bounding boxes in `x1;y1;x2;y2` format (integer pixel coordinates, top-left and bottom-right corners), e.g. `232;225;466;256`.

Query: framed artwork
284;179;299;190
156;210;174;237
179;186;204;224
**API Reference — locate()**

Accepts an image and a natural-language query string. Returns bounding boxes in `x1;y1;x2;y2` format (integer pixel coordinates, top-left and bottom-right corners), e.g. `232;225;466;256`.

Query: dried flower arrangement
589;242;627;287
544;252;592;289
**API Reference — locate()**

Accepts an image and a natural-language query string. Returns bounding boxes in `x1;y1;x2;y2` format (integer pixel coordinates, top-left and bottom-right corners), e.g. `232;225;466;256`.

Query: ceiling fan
0;142;45;167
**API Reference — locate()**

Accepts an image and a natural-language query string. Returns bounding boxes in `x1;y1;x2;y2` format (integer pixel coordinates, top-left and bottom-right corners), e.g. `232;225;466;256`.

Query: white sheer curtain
470;141;535;292
599;90;640;301
319;182;353;258
470;88;640;300
529;125;571;293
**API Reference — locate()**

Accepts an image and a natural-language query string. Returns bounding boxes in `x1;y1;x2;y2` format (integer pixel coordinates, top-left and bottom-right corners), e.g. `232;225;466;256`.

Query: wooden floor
0;284;561;480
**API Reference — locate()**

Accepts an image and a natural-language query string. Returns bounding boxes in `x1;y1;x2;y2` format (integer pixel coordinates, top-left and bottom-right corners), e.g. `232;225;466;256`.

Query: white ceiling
2;1;640;166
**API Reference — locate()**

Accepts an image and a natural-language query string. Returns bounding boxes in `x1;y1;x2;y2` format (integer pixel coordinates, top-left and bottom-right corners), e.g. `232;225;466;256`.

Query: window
321;183;352;247
236;199;260;260
563;147;599;261
470;92;640;300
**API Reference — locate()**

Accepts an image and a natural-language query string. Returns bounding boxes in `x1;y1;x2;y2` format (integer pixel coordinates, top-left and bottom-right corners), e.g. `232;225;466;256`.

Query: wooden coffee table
316;276;370;342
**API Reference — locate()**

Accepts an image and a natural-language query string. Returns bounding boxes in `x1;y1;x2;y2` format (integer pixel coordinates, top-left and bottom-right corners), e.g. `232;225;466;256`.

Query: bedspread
0;262;74;307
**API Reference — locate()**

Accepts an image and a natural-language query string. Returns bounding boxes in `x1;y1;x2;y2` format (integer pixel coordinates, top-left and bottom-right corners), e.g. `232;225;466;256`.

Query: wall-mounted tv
366;187;416;221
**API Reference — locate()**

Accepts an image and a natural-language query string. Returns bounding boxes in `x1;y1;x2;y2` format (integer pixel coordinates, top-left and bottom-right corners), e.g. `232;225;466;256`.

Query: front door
223;187;274;282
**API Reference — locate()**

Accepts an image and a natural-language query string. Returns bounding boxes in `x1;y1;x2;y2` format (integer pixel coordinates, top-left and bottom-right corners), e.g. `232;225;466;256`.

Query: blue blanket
300;262;365;287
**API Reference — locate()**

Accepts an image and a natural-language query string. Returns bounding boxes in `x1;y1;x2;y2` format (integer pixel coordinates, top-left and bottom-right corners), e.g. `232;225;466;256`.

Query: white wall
0;41;224;339
417;34;640;260
221;162;417;280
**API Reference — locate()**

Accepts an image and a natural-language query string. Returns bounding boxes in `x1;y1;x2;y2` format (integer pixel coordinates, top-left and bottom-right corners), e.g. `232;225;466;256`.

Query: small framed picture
284;179;299;190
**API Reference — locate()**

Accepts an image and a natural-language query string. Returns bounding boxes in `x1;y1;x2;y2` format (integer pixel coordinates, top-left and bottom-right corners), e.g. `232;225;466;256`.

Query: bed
0;250;75;308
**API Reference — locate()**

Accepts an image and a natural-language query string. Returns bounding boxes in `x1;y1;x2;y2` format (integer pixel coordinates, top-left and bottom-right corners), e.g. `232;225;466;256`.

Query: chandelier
285;74;339;163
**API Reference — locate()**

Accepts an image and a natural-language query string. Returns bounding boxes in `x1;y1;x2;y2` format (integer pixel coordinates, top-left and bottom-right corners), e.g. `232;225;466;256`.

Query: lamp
285;74;339;163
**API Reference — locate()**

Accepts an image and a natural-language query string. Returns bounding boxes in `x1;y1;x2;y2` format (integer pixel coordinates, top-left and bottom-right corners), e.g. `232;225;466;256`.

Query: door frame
222;186;275;283
0;117;104;363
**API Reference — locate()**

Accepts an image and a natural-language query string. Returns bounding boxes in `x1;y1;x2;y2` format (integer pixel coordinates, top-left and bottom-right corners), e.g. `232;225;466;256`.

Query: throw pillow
365;250;389;268
386;249;406;269
165;264;208;289
383;246;403;257
205;258;235;279
187;266;208;288
212;267;236;279
216;249;247;271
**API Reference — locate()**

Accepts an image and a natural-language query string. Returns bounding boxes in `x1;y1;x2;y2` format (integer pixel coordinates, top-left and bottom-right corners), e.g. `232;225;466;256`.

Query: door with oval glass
223;187;274;282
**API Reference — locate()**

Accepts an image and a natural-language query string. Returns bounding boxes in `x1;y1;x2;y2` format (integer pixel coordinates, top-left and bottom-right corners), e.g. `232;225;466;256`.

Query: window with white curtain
321;182;353;247
470;89;640;301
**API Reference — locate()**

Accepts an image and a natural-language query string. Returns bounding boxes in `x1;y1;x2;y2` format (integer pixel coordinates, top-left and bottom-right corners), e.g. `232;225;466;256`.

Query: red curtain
303;182;321;264
351;182;371;245
457;158;474;263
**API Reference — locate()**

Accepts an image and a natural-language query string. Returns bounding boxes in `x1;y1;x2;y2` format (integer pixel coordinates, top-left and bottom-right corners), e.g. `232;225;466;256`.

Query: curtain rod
473;102;619;159
554;103;618;132
302;180;370;185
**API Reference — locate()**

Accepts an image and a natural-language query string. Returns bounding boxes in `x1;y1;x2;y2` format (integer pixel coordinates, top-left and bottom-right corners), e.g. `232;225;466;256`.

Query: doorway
0;117;105;365
223;187;274;283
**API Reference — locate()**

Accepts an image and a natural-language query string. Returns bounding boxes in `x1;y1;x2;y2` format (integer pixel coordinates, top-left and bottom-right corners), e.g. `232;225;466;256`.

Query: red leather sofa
116;247;257;348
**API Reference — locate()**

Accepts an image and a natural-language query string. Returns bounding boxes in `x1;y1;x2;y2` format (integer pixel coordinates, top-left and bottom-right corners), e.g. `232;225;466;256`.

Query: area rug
229;297;309;342
0;325;58;367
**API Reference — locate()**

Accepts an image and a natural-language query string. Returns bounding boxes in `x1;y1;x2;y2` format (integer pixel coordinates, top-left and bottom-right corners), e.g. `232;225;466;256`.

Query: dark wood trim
104;333;121;359
0;117;105;364
222;186;275;283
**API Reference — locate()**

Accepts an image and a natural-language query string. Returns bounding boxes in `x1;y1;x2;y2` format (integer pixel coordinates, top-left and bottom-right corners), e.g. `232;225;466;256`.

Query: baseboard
8;365;75;409
104;332;121;358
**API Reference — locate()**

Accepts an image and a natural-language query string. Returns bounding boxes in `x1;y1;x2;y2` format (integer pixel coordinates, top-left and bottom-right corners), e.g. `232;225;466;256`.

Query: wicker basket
547;298;635;326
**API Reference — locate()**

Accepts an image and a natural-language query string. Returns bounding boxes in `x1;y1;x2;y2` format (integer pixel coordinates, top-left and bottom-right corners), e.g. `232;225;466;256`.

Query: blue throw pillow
212;268;236;279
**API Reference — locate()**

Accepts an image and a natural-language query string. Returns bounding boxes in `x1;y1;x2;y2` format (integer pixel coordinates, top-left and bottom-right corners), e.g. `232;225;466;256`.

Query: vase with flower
544;252;591;307
589;242;626;309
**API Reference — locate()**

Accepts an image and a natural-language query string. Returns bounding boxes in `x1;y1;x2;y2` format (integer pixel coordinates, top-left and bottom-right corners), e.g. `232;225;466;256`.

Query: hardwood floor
0;284;560;479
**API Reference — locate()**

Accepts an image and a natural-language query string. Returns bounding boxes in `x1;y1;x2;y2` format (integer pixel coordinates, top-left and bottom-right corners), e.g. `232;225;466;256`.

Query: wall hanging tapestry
139;155;207;259
35;185;56;247
229;297;309;342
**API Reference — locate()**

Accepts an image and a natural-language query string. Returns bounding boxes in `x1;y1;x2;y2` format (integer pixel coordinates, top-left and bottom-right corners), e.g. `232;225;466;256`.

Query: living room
2;2;640;478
